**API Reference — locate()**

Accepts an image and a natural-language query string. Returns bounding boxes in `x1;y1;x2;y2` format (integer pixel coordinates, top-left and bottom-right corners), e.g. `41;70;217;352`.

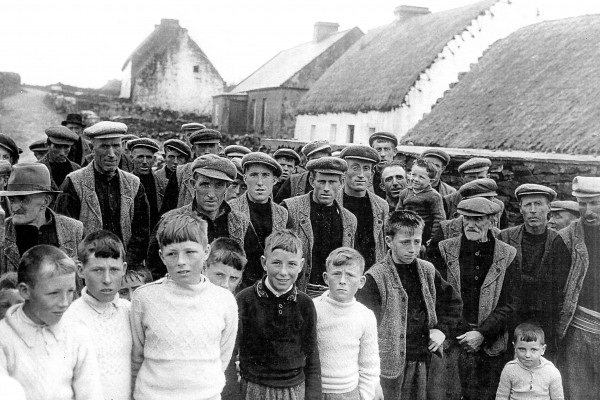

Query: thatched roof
296;0;498;115
405;14;600;155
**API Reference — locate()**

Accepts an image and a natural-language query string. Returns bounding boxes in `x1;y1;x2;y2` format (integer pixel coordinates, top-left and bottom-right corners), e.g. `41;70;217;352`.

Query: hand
428;328;446;353
456;330;484;353
373;382;384;400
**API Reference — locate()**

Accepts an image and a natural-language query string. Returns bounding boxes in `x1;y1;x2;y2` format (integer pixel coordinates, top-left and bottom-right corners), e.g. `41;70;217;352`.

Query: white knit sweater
63;288;132;400
0;303;103;400
314;291;380;400
130;276;238;400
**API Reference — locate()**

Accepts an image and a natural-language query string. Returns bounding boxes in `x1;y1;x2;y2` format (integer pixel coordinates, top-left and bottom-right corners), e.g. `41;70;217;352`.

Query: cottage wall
294;0;539;145
213;95;248;136
119;62;132;99
246;88;307;139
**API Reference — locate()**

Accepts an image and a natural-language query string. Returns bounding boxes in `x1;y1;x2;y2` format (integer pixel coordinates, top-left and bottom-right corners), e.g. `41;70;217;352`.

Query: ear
18;282;31;302
358;275;366;290
308;174;315;189
261;255;267;272
204;244;211;258
122;262;128;275
300;258;305;271
76;261;85;279
322;271;329;286
158;249;165;265
379;181;385;191
541;343;547;355
384;235;393;249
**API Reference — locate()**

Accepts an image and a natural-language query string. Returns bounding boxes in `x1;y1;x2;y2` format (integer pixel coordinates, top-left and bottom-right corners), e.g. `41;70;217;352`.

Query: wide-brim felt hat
242;152;283;177
273;148;301;164
368;131;398;147
61;114;86;127
191;154;236;182
572;176;600;198
0;163;61;196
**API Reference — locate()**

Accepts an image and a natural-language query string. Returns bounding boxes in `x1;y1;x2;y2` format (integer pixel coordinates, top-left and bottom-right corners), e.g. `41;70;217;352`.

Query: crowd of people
0;113;597;400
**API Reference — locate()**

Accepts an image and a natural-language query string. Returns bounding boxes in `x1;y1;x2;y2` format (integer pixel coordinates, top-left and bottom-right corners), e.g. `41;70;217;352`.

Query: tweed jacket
367;252;438;379
153;170;169;212
229;193;289;231
444;191;463;220
1;210;83;274
437;181;457;197
283;193;357;292
439;235;517;356
39;153;81;189
338;191;389;263
290;171;310;198
68;163;140;248
175;163;195;208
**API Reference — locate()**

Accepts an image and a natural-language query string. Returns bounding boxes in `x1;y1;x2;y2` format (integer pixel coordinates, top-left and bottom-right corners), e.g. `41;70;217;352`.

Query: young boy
130;213;238;400
0;244;102;400
63;230;132;400
314;247;380;400
396;158;446;246
205;237;247;294
118;268;152;301
496;323;564;400
236;229;321;399
357;211;461;400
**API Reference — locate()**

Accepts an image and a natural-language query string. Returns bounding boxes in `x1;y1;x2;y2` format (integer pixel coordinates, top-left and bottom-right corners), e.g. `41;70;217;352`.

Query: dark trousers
458;348;507;400
381;360;428;400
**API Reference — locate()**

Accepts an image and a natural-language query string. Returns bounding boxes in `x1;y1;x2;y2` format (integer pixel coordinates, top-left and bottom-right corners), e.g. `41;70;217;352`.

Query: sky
0;0;598;88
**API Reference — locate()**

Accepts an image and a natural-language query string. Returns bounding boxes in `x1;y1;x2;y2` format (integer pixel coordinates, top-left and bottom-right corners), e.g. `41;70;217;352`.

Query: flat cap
0;134;19;160
273;148;301;165
340;145;381;164
572;176;600;198
191;153;236;182
181;123;206;132
369;131;398;147
232;158;244;180
515;184;557;202
163;139;192;159
0;160;11;175
422;149;451;166
459;178;498;199
29;139;49;152
306;156;347;175
121;134;139;142
84;121;128;140
458;157;492;174
550;200;580;214
242;152;283;177
128;138;160;153
301;140;331;158
224;145;251;158
45;126;79;145
457;197;501;217
188;128;221;145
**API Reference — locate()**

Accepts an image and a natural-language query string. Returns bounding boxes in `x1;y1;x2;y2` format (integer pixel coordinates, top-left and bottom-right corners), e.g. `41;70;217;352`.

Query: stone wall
0;72;21;99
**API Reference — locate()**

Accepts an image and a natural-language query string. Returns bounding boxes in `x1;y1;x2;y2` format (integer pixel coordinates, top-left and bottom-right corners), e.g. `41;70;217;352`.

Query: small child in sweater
314;247;380;400
396;158;446;246
496;323;564;400
63;230;132;400
236;229;322;400
118;267;151;301
0;244;102;400
130;213;238;400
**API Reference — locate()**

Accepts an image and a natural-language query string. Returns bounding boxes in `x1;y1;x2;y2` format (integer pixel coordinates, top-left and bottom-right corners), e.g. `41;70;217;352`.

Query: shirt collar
81;287;120;314
256;277;298;302
6;303;65;348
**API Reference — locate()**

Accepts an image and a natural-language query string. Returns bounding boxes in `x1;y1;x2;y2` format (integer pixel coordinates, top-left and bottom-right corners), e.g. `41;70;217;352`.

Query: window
329;124;337;143
310;125;317;141
193;65;199;73
346;125;355;143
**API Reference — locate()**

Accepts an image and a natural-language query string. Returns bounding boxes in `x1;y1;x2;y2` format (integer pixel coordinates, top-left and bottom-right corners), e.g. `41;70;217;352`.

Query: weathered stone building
120;19;224;115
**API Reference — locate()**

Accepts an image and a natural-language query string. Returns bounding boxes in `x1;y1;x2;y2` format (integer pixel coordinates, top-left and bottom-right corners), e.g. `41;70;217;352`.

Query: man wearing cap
147;154;250;280
369;131;398;199
62;113;92;166
0;134;20;166
545;176;600;399
444;157;492;219
223;144;251;161
339;145;389;270
379;161;407;210
155;139;191;182
272;148;301;197
55;121;150;268
548;200;580;231
274;140;332;204
0;160;11;216
0;163;83;274
29;139;48;161
436;197;520;400
282;156;357;297
230;152;289;289
129;138;165;230
180;122;206;138
225;158;246;202
40;126;81;189
422;149;457;197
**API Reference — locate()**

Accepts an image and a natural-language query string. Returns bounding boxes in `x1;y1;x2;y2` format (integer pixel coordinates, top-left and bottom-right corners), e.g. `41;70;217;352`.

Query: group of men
0;113;598;400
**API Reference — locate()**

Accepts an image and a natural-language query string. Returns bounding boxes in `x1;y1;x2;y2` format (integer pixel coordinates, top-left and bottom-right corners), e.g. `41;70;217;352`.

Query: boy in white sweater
130;213;238;400
314;247;381;400
0;245;102;400
63;230;132;400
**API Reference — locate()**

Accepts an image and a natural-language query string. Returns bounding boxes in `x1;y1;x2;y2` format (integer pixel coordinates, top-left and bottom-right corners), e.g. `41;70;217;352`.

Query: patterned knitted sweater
0;303;103;400
130;276;238;400
313;292;380;399
63;288;132;400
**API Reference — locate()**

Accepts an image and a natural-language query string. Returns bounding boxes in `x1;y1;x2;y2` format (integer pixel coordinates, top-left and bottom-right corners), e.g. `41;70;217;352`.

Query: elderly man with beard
369;132;398;199
40;126;81;189
0;163;83;274
379;161;406;210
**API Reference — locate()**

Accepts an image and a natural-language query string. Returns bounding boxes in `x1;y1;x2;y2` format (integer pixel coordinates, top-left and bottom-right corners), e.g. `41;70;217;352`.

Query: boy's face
261;248;305;293
514;338;546;368
160;240;208;285
118;274;145;301
0;289;24;317
204;262;243;293
78;255;126;303
385;228;423;264
323;262;365;303
19;268;76;326
410;165;432;191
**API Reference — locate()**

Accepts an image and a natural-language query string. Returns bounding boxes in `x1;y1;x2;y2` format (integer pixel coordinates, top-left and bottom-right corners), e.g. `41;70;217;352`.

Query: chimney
157;18;180;28
313;22;339;42
394;5;431;22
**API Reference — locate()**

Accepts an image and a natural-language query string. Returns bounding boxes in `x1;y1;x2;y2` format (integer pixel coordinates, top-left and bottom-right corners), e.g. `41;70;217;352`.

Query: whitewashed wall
119;62;131;99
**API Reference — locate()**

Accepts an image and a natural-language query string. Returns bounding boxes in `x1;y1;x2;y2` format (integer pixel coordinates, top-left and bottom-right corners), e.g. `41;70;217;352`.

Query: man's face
462;170;489;184
33;150;47;161
93;138;122;175
78;255;126;303
548;210;578;231
131;147;155;175
225;177;246;201
244;164;276;204
19;268;76;326
0;147;13;165
65;123;83;136
463;215;492;241
385;228;423;264
380;165;406;199
193;142;220;157
309;172;343;206
344;160;372;195
578;195;600;226
520;195;550;231
372;139;396;163
165;149;187;172
7;193;48;226
48;143;72;164
192;173;229;215
423;156;444;185
275;156;296;182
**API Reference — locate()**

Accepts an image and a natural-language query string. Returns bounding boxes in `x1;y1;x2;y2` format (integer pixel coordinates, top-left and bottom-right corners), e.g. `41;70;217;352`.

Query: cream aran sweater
130;276;238;400
63;288;132;400
314;291;380;400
